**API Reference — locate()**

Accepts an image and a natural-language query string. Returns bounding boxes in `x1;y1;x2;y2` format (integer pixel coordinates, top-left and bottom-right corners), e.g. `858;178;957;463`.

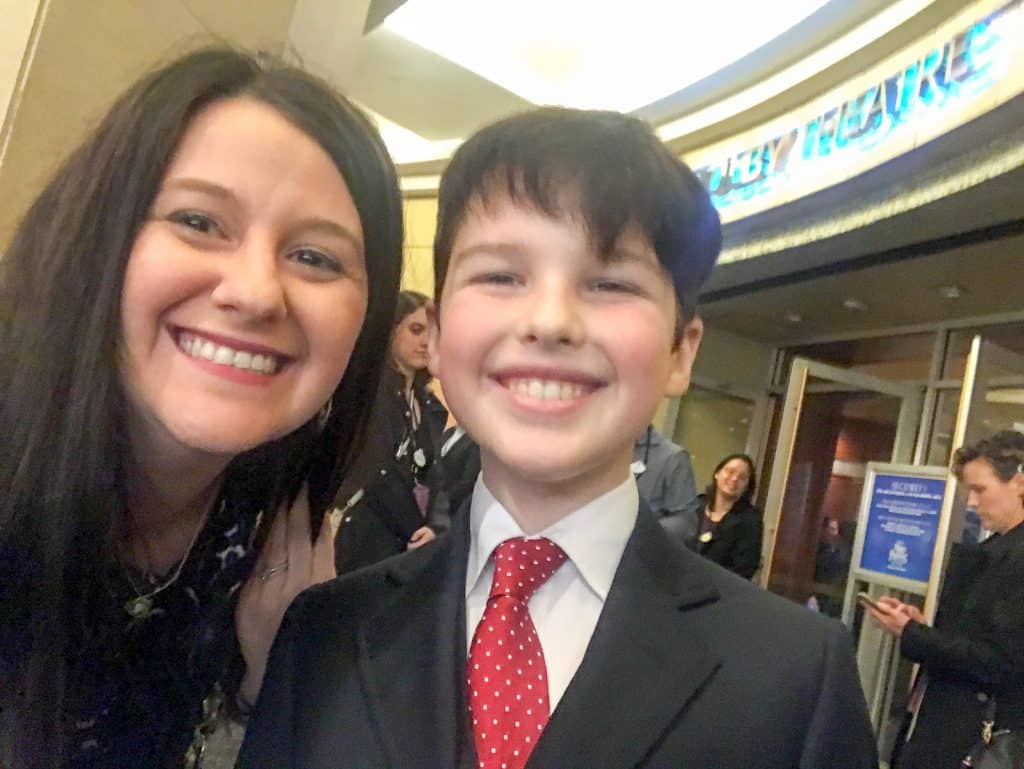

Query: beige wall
0;0;42;159
402;196;437;295
691;324;776;392
0;0;297;247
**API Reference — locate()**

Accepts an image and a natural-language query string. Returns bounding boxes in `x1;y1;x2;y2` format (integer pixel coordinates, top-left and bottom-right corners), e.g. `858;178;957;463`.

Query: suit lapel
528;509;722;769
357;509;472;769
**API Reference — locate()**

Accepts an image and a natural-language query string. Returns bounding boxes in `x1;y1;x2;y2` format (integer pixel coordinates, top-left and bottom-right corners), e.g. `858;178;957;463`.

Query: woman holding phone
865;431;1024;769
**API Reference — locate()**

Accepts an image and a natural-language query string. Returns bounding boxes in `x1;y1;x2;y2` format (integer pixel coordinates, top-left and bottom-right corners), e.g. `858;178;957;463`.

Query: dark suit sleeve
728;512;764;580
235;595;307;769
799;624;879;769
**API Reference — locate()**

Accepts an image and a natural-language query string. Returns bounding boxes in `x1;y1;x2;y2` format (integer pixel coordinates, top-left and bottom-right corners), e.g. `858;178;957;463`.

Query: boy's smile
431;195;702;524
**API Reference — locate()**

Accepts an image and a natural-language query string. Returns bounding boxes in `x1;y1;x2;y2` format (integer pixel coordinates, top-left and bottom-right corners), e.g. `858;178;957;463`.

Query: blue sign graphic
859;473;946;583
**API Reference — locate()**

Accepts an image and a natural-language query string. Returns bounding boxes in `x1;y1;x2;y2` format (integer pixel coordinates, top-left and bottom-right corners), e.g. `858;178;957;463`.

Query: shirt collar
466;475;639;601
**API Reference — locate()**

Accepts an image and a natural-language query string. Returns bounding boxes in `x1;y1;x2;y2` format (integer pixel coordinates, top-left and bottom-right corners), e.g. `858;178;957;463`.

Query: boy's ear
426;301;441;380
664;315;703;397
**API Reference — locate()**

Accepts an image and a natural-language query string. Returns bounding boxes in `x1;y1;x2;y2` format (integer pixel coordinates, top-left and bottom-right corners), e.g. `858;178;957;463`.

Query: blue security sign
858;472;946;583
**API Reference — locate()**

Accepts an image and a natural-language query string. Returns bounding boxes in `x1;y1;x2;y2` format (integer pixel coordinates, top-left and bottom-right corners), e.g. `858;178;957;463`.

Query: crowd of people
0;46;1020;769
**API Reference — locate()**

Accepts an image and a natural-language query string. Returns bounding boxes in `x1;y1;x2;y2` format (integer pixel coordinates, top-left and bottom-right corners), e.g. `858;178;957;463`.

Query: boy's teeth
510;378;585;401
179;333;279;374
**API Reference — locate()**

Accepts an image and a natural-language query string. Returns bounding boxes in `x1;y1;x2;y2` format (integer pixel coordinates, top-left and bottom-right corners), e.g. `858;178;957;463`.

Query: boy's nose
519;282;584;347
210;239;287;322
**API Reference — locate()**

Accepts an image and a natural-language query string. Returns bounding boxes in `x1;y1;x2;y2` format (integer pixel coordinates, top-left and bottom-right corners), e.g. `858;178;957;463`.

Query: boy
238;109;877;769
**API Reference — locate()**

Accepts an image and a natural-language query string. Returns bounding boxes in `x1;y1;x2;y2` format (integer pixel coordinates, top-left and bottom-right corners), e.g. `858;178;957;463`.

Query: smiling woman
0;49;402;768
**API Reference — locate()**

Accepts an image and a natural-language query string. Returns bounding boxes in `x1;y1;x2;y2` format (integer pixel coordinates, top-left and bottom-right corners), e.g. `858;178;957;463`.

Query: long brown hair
0;48;402;766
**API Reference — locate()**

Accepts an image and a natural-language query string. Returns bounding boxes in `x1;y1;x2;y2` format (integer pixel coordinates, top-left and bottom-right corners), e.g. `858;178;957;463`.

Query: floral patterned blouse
66;494;263;769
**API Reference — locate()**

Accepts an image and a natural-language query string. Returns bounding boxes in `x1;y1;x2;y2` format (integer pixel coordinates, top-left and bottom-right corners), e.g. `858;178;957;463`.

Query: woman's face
715;458;751;501
120;97;369;460
962;458;1024;534
391;306;430;376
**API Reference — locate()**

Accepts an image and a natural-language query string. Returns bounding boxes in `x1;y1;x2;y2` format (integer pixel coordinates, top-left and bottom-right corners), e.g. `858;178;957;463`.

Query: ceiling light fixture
937;284;964;300
842;298;867;312
381;0;829;112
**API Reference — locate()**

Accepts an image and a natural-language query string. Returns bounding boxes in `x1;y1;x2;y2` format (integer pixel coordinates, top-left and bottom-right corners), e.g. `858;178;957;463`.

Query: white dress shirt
465;475;638;709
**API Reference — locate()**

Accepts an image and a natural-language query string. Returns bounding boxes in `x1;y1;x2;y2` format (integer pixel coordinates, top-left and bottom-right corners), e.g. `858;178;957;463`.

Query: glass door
760;358;921;608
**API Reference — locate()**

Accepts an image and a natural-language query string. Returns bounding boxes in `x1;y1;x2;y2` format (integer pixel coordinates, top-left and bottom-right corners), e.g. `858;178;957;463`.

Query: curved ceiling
287;0;928;166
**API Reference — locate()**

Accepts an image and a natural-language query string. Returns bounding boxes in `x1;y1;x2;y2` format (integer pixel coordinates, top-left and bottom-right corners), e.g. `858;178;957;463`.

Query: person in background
665;452;763;579
865;430;1024;769
0;48;402;768
425;424;482;528
334;290;449;573
632;424;697;520
812;517;853;617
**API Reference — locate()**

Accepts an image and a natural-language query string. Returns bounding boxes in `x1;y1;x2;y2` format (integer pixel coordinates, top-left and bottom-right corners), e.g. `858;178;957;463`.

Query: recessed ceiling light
785;311;803;323
937;284;964;300
381;1;829;112
842;298;867;311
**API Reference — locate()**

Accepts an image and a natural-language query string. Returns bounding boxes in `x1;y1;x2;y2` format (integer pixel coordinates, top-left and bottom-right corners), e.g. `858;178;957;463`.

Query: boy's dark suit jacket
238;504;878;769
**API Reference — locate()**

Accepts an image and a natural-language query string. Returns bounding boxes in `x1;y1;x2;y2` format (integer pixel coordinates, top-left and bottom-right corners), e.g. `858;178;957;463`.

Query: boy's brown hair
433;107;721;320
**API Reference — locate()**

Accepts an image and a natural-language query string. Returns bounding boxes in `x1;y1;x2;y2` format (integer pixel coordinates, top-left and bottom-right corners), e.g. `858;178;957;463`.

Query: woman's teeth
508;378;586;401
178;333;279;374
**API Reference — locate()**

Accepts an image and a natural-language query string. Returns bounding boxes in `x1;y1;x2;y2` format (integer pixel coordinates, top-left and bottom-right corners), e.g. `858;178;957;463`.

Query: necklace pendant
125;594;154;619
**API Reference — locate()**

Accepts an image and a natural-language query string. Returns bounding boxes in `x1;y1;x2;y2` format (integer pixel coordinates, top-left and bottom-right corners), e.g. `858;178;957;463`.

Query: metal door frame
760;357;922;584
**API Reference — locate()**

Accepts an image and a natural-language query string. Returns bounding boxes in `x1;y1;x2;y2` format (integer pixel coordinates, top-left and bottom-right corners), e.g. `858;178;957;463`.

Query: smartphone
856;591;881;611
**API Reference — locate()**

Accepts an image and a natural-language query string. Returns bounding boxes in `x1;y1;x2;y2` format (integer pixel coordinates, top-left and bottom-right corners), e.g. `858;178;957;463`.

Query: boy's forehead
456;191;657;264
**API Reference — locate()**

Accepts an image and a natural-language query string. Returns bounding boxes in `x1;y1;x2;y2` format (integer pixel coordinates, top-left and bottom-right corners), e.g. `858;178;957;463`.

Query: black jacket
892;521;1024;769
238;503;877;769
662;494;764;579
335;370;448;574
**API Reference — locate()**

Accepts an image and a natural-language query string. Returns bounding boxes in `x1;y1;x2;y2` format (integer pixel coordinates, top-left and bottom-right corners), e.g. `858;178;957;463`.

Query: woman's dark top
65;492;261;768
691;494;764;580
335;369;447;573
892;521;1024;769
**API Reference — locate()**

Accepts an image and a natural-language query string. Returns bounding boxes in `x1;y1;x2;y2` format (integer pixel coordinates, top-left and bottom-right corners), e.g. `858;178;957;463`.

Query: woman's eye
168;211;221;236
290;247;342;274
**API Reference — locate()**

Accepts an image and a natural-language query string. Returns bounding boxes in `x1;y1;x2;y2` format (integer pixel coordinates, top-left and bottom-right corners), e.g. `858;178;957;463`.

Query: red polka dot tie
468;537;567;769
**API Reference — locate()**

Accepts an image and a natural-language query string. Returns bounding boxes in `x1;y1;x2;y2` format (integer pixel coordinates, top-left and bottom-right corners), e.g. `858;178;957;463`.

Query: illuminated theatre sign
689;0;1023;221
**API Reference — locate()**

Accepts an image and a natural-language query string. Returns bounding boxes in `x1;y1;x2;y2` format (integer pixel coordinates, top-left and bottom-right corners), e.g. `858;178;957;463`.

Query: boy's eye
168;210;223;237
475;271;521;286
289;247;342;275
590;278;638;294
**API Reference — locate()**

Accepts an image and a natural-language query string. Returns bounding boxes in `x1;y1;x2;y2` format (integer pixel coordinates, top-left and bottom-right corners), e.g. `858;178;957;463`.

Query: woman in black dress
334;291;449;573
691;453;764;579
0;49;402;768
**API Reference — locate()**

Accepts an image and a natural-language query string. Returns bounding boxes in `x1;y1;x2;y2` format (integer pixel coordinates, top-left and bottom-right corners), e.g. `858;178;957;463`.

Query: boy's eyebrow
451;241;525;261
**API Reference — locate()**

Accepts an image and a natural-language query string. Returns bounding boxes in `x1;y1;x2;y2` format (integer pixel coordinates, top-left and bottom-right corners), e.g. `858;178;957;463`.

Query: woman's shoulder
731;497;763;519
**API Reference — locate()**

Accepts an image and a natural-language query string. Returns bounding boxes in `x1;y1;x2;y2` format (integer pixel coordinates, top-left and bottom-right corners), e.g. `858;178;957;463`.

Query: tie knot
488;537;567;603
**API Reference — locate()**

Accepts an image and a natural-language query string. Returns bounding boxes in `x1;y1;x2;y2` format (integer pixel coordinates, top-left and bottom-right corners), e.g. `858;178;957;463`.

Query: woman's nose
210;239;287;321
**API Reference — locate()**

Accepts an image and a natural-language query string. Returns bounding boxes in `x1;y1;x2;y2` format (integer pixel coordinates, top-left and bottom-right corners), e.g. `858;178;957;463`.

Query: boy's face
430;195;702;506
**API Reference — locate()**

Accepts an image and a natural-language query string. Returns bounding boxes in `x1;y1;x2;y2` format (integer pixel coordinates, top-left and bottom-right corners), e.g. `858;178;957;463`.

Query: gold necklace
123;508;208;620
